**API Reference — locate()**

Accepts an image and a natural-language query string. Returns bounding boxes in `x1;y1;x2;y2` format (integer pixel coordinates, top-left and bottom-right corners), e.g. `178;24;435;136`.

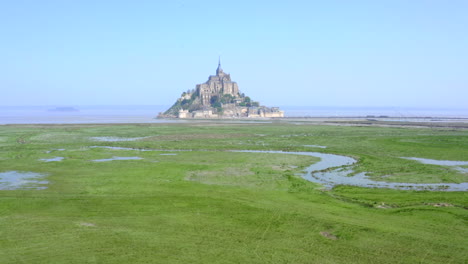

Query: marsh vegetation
0;122;467;263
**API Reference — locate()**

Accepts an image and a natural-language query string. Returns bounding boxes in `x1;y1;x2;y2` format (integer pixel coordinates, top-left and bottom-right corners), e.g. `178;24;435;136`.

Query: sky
1;0;467;108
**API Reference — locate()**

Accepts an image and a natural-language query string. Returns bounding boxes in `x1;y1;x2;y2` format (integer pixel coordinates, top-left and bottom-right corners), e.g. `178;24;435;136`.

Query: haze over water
1;105;467;124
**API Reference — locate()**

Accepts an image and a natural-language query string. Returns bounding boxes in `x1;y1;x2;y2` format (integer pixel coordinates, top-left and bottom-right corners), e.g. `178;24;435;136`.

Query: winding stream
234;150;468;191
90;146;468;191
8;146;464;191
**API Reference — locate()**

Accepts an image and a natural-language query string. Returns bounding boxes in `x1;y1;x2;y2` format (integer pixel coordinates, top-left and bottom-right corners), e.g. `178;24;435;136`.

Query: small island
159;59;284;119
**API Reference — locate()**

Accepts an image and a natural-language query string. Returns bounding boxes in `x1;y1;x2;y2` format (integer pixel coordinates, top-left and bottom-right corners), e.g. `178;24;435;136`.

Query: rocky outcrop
158;60;284;119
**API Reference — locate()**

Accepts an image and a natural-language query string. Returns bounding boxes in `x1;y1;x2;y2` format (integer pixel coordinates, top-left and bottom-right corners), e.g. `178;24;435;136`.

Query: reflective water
0;105;178;124
0;171;48;190
233;150;468;191
403;157;468;175
402;157;468;166
92;156;143;162
303;145;327;149
306;168;468;191
40;157;64;162
85;147;468;191
2;106;468;125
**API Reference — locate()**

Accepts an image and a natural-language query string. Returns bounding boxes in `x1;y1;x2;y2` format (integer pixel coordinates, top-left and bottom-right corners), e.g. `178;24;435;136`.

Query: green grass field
0;122;467;263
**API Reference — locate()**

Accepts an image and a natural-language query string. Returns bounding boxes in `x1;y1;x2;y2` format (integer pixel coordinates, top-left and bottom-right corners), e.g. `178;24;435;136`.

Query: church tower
216;57;224;76
160;57;284;118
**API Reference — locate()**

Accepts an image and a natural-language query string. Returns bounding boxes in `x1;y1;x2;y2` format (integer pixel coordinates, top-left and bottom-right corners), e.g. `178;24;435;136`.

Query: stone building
197;59;239;106
159;59;284;119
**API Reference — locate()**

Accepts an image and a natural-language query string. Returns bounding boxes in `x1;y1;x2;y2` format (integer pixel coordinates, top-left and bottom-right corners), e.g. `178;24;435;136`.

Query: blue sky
1;0;467;108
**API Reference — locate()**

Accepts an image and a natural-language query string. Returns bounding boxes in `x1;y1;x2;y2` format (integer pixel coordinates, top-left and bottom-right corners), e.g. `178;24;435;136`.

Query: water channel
3;147;466;191
233;150;468;191
90;146;468;191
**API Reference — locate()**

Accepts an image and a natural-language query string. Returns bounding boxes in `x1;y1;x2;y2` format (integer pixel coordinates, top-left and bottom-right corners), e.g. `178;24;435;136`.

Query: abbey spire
159;58;284;119
216;56;224;76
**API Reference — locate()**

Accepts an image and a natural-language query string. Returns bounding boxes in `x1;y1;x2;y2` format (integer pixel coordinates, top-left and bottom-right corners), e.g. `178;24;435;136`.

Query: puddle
40;157;64;162
90;146;153;151
160;153;177;156
0;171;48;190
90;136;148;142
304;145;327;149
233;150;468;191
92;156;143;162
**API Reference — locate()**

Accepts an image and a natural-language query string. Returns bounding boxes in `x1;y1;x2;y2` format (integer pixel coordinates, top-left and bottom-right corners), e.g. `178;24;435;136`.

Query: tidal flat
0;122;467;263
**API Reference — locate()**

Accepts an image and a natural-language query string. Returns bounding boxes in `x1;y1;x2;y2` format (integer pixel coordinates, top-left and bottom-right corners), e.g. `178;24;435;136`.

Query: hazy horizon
1;1;467;108
2;104;468;111
0;105;468;119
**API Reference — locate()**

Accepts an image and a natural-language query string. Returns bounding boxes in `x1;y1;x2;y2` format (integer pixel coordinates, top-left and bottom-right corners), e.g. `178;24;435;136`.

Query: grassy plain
0;122;467;263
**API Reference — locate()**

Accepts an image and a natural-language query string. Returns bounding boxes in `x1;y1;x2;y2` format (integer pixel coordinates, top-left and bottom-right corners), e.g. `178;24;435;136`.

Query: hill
159;60;284;118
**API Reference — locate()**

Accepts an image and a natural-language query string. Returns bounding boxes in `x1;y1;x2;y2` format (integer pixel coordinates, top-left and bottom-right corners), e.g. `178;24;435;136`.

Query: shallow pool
40;157;64;162
0;171;48;190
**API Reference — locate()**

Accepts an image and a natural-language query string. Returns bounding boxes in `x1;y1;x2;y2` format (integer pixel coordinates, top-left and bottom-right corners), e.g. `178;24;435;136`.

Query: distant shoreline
1;105;468;125
2;116;468;129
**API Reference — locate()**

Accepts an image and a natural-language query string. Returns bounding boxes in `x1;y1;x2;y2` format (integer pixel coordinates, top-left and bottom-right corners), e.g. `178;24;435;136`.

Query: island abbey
160;59;284;119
